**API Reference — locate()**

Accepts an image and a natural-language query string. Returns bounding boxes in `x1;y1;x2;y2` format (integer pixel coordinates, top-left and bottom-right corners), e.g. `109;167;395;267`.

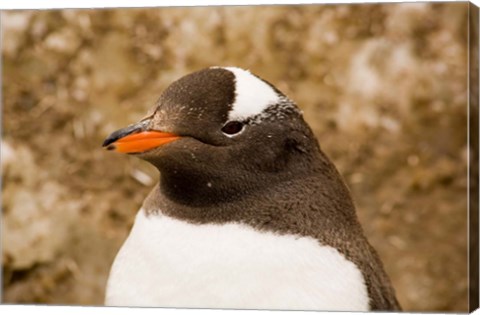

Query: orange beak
107;131;179;153
103;121;179;154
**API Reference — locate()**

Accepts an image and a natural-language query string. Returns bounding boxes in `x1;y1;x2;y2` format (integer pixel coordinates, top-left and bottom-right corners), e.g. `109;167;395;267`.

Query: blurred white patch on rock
1;140;16;171
1;142;36;187
336;101;381;131
44;29;81;54
389;44;415;75
1;12;33;56
1;12;32;33
338;37;418;132
3;182;80;269
348;40;383;99
31;18;48;39
386;3;430;38
130;169;154;186
380;116;400;133
2;142;81;269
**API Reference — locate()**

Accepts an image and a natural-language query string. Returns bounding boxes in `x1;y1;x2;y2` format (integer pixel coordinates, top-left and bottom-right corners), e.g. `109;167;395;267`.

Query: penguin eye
221;121;244;136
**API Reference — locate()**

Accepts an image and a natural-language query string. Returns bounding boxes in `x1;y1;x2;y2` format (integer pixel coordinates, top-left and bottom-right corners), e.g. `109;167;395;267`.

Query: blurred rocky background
1;3;470;311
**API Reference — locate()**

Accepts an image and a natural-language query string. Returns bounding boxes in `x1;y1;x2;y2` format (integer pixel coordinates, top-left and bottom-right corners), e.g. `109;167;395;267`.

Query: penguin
102;67;401;311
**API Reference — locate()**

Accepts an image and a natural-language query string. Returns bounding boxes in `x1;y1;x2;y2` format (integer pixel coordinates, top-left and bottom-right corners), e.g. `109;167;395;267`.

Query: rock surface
1;3;469;310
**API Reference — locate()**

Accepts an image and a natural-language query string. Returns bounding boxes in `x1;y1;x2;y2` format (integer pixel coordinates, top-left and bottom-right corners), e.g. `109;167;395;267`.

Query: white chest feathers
105;209;370;311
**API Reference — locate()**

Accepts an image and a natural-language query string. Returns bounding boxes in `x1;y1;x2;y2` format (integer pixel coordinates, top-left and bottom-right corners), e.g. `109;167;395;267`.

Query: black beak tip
102;129;128;147
102;120;150;148
102;137;115;147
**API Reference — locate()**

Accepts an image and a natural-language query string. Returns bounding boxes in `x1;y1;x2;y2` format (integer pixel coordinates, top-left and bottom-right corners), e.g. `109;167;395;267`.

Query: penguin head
103;67;321;197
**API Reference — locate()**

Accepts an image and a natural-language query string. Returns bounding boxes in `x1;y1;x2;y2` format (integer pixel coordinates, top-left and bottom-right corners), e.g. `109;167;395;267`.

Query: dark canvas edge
468;1;479;313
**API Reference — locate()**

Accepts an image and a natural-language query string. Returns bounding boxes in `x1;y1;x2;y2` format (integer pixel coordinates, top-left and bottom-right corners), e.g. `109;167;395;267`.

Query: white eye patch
222;67;280;122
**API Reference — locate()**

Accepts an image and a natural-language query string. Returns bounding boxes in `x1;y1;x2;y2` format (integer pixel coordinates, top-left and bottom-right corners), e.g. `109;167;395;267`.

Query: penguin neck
143;148;359;229
149;139;323;209
156;162;296;208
